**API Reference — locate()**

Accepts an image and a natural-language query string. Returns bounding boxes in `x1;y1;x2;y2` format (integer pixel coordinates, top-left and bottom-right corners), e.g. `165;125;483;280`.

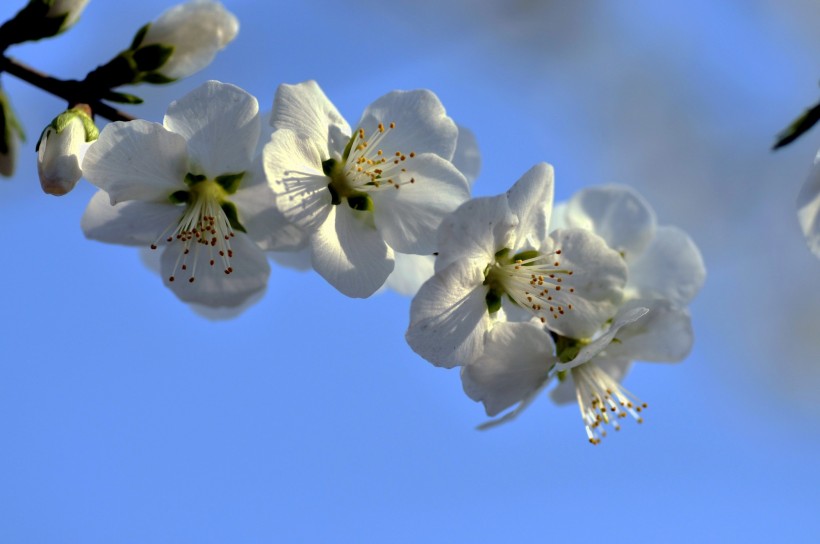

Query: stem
0;55;135;122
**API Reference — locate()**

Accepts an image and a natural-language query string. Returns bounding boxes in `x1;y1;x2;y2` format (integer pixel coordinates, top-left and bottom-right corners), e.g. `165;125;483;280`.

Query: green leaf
103;90;144;105
132;44;174;73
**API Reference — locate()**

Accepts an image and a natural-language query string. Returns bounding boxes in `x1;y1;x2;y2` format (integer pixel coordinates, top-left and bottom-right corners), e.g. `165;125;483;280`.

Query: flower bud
45;0;91;32
37;106;98;196
132;0;238;81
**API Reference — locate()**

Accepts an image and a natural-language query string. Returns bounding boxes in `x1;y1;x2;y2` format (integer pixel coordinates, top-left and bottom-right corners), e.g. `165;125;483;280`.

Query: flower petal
435;194;516;272
384;252;436;296
627;225;705;305
311;206;394;298
160;231;270;308
605;299;694;362
563;185;657;258
264;128;332;233
164;81;260;175
269;80;351;157
541;228;628;339
231;156;307;251
81;190;181;246
506;162;554;251
406;259;490;368
355;89;458;161
550;357;632;405
797;153;820;258
462;321;554;417
371;153;470;254
82;120;188;204
452;125;481;186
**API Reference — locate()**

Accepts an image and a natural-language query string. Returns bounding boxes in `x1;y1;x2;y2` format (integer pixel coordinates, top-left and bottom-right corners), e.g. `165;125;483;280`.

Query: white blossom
263;81;471;298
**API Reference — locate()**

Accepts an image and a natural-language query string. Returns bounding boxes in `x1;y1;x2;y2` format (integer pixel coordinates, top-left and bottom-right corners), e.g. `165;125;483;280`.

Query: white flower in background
37;106;98;195
405;163;628;368
45;0;90;30
81;81;287;308
263;80;471;298
797;151;820;258
133;0;238;81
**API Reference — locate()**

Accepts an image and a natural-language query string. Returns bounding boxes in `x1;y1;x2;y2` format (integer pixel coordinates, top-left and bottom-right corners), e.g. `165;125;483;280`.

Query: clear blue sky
1;1;819;542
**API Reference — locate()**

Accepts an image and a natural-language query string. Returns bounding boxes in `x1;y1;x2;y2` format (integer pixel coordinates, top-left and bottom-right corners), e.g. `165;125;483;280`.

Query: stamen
342;121;419;193
571;363;646;445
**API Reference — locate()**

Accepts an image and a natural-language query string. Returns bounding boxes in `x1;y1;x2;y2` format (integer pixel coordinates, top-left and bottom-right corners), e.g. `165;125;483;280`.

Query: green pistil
322;157;373;211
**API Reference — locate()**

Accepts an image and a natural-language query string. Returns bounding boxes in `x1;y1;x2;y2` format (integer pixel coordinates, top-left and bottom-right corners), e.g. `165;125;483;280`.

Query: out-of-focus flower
81;81;289;309
131;0;238;81
797;151;820;258
37;106;98;195
263;80;470;298
405;163;627;368
0;88;24;178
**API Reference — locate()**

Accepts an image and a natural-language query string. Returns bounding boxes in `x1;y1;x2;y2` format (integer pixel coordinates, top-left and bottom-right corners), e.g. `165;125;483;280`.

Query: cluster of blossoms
7;0;706;443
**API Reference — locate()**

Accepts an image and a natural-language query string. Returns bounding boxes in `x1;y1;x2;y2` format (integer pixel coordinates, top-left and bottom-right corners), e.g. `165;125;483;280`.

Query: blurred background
1;0;819;541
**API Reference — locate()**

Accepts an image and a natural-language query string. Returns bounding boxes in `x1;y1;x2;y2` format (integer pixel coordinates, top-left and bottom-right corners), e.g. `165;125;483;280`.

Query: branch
0;55;135;122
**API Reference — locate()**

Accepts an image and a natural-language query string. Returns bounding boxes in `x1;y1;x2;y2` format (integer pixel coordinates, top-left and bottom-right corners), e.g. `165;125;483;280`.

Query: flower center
322;121;417;212
483;248;575;323
570;363;646;445
151;172;246;284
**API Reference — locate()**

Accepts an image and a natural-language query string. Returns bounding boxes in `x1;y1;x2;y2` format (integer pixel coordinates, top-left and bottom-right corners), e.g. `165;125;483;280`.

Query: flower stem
0;55;134;122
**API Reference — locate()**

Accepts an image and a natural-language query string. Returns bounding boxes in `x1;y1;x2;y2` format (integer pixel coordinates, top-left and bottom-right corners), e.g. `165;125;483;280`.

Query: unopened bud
132;0;238;81
37;106;98;195
45;0;91;32
0;89;24;178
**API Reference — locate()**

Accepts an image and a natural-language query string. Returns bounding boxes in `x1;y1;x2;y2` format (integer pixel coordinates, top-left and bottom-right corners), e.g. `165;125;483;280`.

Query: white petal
311;206;394;298
355;89;458;161
541;228;628;339
384;252;436;296
269;247;312;271
231;155;307;251
627;225;706;305
461;321;554;417
406;259;490;368
552;305;649;373
435;194;516;272
452;125;481;186
797;152;820;258
564;185;657;258
371;153;470;254
550;357;632;405
605;299;694;363
164;81;260;176
160;231;270;308
269;81;351;157
506;163;554;251
81;190;182;246
82;120;188;204
264;128;332;233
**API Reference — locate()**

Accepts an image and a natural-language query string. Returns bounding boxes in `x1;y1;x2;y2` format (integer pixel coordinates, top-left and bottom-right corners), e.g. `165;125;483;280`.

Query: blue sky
1;1;819;542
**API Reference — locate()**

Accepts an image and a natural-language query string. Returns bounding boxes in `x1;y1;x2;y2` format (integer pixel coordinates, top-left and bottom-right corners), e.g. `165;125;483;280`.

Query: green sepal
103;90;144;105
130;23;150;49
512;249;540;264
327;182;342;205
140;72;176;85
485;290;502;314
132;44;174;73
221;202;247;233
169;190;190;204
554;335;589;364
773;100;820;150
0;89;24;156
322;158;337;177
216;172;244;194
494;247;511;262
347;193;373;212
185;173;207;186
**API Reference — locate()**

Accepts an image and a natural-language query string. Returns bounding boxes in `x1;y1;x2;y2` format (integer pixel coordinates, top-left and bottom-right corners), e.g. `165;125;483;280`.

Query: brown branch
0;55;135;122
